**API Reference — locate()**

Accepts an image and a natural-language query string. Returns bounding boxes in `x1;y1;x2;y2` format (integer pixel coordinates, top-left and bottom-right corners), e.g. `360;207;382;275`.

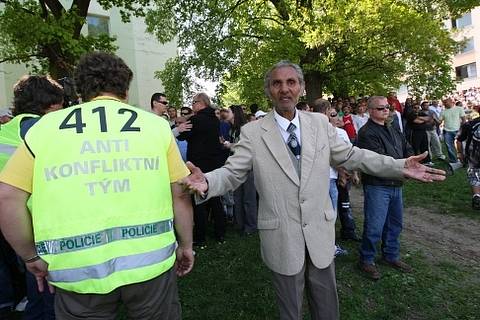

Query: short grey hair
311;98;331;114
193;92;211;107
264;61;305;99
367;96;386;109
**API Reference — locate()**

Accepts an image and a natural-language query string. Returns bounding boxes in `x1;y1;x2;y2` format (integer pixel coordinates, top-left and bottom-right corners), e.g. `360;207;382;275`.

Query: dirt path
349;187;480;268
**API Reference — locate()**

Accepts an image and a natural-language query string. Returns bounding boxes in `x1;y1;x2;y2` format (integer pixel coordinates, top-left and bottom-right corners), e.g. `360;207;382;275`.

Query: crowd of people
0;52;453;320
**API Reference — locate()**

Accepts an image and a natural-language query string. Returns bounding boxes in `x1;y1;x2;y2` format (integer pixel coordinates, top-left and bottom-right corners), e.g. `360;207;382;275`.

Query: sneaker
472;195;480;210
437;155;446;160
381;259;413;273
334;245;348;257
358;262;381;280
216;237;226;244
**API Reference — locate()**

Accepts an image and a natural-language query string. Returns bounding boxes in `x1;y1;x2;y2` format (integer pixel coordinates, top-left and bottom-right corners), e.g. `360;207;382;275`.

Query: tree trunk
303;70;324;105
43;44;74;80
300;48;326;105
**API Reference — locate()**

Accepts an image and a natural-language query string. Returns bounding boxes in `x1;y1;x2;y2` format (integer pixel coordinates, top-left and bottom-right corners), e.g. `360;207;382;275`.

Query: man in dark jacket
356;96;414;280
178;93;226;246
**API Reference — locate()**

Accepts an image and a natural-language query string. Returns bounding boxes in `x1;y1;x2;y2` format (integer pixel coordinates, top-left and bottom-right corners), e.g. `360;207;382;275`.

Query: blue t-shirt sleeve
20;117;40;139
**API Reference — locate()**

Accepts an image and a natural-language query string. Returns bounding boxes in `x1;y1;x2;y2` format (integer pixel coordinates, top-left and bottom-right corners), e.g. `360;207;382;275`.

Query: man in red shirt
388;92;403;114
342;104;356;142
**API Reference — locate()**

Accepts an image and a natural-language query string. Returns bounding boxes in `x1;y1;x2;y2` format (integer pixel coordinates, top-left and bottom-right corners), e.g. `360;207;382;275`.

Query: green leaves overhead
147;0;476;104
0;0;142;78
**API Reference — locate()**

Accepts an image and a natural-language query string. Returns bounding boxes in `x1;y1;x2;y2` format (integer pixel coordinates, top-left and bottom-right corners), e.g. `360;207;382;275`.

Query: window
455;62;477;80
87;15;109;37
459;37;475;54
451;12;472;29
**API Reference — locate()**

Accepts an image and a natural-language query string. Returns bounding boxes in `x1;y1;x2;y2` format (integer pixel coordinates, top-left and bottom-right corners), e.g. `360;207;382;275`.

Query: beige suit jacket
205;111;406;275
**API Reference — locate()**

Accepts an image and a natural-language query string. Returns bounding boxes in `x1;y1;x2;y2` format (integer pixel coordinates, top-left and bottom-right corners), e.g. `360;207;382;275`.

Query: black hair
151;92;167;109
74;52;133;102
229;105;247;139
12;75;64;116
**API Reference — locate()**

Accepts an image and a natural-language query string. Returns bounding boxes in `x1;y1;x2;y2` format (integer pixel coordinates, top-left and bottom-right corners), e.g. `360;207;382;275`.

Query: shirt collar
91;95;122;102
274;109;300;132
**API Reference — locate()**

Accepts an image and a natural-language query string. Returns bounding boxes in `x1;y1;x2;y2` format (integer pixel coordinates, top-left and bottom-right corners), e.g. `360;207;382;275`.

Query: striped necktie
287;123;301;159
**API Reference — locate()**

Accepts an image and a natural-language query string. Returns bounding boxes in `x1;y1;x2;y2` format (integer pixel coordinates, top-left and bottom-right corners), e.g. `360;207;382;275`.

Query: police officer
0;52;194;319
0;75;63;320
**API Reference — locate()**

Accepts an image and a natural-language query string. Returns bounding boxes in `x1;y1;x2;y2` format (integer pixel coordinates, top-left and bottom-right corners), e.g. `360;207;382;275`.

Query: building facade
0;1;176;110
449;7;480;92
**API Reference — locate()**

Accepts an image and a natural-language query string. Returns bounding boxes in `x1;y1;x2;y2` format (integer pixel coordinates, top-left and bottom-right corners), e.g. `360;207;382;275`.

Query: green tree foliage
0;0;148;79
146;0;478;105
154;56;190;107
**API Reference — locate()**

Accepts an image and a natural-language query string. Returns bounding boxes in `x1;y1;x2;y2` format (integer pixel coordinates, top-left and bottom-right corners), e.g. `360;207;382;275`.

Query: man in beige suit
182;61;445;319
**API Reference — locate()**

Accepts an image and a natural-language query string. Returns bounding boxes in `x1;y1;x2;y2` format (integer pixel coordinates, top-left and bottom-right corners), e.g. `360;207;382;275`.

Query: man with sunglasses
150;92;169;117
357;96;415;280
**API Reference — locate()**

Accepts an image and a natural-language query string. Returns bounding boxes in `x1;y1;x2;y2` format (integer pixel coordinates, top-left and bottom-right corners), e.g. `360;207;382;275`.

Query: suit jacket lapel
299;112;318;191
261;113;300;186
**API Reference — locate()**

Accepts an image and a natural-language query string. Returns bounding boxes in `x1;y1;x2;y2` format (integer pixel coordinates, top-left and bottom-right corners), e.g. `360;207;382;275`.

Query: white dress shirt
274;109;301;146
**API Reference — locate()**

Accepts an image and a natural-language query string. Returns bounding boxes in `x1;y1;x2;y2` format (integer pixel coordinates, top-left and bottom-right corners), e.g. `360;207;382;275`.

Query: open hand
177;121;192;133
180;162;208;196
403;152;446;182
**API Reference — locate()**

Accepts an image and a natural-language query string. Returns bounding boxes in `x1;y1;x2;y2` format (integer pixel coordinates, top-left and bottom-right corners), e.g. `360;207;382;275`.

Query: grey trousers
272;257;339;320
427;129;444;159
54;267;180;320
233;171;258;233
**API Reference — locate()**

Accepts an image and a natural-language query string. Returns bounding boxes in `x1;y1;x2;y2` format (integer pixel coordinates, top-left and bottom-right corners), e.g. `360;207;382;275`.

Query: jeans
0;234;19;310
24;271;55;320
360;185;403;264
443;130;458;163
328;179;338;212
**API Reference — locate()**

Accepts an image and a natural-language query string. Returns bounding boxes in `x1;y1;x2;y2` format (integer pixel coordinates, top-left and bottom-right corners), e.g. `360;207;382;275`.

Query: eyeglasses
329;113;338;117
181;112;190;116
156;100;168;106
373;105;391;111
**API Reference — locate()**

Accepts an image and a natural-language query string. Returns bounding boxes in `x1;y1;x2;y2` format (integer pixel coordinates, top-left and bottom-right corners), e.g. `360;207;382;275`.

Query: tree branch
38;0;49;19
268;0;289;21
43;0;64;18
0;54;40;64
71;0;91;39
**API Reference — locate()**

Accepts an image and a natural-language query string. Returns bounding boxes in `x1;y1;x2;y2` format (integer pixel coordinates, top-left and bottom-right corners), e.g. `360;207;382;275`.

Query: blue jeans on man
360;185;403;264
443;130;458;163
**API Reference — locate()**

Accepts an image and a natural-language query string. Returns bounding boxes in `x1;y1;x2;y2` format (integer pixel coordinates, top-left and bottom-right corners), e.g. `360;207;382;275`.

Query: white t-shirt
330;127;350;179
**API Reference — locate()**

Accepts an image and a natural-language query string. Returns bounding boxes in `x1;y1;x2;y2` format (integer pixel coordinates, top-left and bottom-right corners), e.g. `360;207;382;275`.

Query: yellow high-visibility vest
25;98;176;294
0;114;38;170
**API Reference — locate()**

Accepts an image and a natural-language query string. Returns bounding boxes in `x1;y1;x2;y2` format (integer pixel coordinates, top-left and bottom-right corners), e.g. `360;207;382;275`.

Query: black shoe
472;195;480;210
193;241;207;249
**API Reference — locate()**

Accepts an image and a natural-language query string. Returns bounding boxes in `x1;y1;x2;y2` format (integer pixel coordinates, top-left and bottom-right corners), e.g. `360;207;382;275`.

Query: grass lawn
177;230;479;320
404;165;480;220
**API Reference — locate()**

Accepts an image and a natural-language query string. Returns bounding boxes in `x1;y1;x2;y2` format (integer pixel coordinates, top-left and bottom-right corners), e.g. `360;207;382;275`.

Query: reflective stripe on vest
36;219;173;255
48;242;176;283
0;143;17;155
